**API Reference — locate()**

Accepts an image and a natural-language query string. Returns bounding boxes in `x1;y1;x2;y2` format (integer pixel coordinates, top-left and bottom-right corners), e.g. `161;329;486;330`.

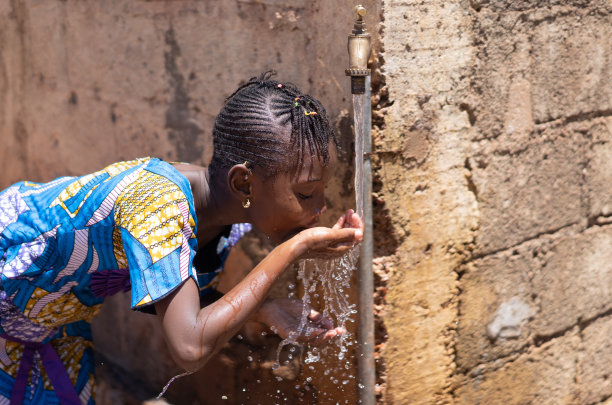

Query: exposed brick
585;118;612;219
471;130;587;254
532;226;612;337
457;225;612;375
456;245;537;372
575;315;612;404
455;332;580;405
472;5;612;141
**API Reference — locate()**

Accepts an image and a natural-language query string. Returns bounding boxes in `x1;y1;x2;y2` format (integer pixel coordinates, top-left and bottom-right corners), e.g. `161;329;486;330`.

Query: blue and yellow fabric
0;158;249;404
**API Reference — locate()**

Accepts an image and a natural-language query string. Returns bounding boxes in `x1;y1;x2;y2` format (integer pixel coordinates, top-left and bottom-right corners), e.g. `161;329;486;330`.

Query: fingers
344;210;364;240
331;227;360;244
307;326;347;345
332;212;346;230
332;209;364;241
309;309;334;329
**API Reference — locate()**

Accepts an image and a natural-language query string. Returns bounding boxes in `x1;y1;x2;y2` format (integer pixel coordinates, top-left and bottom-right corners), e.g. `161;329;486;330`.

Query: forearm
157;237;303;371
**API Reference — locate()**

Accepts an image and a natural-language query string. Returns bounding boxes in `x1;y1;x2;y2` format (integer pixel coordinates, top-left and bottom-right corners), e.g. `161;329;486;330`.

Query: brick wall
379;0;612;403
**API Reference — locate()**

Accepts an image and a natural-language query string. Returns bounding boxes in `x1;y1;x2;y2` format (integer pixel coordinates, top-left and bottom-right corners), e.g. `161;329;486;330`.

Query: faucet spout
346;5;372;94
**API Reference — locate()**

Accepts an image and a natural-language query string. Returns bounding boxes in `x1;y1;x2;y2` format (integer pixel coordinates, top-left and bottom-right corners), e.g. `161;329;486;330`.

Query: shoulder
114;160;196;231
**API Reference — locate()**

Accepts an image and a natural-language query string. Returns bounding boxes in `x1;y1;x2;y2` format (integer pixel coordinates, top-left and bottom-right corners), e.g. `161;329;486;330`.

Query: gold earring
242;198;251;208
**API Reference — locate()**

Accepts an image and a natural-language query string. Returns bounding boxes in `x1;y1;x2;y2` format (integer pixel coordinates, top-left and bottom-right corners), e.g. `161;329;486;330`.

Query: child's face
248;144;337;245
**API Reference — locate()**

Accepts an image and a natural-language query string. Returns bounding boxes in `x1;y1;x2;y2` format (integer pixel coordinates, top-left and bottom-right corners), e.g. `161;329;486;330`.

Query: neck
173;164;246;244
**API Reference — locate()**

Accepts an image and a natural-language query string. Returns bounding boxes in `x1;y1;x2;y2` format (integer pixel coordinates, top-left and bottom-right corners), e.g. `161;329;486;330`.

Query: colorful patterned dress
0;158;251;405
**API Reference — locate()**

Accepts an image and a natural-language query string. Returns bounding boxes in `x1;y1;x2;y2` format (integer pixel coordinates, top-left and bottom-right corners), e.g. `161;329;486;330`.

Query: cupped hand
253;298;346;345
332;209;364;241
294;210;364;260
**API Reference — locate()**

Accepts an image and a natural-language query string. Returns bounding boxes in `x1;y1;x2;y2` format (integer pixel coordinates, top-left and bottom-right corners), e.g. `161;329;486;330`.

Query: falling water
353;93;366;220
270;92;367;405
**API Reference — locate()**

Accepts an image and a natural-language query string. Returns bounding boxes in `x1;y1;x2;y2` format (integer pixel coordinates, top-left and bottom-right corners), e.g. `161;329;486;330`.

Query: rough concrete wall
379;0;612;404
456;1;612;404
0;1;382;404
377;0;477;403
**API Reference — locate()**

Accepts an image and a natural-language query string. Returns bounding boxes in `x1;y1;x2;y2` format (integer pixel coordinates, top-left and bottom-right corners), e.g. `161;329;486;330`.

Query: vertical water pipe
346;6;375;405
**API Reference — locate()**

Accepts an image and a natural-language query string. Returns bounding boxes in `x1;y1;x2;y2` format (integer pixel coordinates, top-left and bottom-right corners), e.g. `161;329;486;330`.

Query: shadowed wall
3;0;612;404
0;1;381;404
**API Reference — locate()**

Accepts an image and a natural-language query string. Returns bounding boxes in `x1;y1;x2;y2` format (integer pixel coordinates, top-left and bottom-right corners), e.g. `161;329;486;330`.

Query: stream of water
268;93;367;404
353;93;366;220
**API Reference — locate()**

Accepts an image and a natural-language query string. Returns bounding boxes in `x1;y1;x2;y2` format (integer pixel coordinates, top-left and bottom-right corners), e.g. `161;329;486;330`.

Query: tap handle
352;5;368;35
356;5;366;18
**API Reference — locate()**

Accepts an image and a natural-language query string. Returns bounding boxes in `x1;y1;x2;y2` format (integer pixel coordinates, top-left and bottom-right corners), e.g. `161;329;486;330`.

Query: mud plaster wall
0;1;383;404
379;0;612;404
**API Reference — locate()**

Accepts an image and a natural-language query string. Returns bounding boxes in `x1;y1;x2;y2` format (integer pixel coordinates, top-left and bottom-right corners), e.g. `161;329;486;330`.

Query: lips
281;227;307;242
280;218;319;243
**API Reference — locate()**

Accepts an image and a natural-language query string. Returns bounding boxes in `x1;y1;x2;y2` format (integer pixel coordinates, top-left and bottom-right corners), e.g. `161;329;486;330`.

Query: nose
314;202;327;216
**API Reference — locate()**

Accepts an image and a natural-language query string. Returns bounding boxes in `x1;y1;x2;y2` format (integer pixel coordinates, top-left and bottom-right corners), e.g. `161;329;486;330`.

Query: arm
154;224;361;372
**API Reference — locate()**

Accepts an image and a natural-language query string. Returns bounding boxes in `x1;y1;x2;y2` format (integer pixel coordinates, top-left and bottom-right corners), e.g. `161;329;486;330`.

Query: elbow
171;341;214;372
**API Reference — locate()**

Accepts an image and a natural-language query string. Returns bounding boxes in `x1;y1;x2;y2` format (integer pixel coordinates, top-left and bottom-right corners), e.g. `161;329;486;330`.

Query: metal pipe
346;5;375;405
357;75;375;405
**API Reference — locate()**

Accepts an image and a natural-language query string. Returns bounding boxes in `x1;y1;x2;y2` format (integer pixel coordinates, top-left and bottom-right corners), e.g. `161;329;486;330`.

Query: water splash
274;247;359;370
271;94;366;401
156;370;195;399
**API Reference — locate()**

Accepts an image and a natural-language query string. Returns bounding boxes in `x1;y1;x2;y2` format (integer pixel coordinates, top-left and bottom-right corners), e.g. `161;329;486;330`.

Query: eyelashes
297;193;313;200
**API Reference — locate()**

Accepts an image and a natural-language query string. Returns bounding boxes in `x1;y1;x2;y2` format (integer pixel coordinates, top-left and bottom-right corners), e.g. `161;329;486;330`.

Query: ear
227;163;252;202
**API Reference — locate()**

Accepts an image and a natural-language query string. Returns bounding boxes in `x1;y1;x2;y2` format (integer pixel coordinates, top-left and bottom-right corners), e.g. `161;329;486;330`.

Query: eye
297;193;313;200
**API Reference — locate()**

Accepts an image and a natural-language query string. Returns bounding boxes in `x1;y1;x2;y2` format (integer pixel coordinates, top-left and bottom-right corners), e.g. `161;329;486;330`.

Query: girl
0;72;363;404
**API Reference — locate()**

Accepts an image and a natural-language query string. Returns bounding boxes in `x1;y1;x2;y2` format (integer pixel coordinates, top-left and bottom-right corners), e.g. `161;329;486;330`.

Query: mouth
281;227;307;242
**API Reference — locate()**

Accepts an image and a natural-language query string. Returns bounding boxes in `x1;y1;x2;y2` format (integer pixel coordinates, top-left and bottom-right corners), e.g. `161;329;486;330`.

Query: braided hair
209;71;336;178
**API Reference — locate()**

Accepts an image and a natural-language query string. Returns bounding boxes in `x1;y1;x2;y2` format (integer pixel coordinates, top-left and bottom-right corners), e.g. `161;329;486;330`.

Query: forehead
294;143;337;183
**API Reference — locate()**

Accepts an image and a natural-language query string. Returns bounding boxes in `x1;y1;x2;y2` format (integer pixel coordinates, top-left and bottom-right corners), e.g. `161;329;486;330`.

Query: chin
279;227;307;243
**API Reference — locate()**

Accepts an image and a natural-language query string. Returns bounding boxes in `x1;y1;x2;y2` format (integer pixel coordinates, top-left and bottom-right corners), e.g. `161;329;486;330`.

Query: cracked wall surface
380;0;612;404
3;0;612;404
379;0;477;403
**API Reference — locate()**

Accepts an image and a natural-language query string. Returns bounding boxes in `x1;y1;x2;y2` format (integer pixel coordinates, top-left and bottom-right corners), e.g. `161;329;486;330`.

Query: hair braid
209;71;336;178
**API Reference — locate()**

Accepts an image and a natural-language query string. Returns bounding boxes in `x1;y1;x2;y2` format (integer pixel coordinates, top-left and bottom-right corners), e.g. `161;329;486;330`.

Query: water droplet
247;356;253;362
221;395;228;400
358;383;365;389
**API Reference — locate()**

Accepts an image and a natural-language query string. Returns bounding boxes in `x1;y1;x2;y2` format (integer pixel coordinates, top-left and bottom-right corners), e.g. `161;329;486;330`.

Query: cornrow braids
209;71;336;179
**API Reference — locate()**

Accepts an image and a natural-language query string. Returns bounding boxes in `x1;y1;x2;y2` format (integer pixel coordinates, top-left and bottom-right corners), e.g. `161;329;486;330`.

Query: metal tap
346;5;372;94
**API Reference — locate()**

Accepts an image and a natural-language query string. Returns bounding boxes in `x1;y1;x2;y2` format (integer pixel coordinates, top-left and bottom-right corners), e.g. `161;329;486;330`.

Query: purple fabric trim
1;334;81;405
10;343;33;405
227;223;252;247
90;268;131;298
0;291;53;342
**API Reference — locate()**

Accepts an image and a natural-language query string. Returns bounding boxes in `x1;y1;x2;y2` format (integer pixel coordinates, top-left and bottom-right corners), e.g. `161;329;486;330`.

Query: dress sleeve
113;170;198;311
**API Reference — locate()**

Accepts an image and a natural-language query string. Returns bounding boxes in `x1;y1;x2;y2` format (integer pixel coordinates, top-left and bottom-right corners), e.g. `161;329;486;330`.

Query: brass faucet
346;5;372;94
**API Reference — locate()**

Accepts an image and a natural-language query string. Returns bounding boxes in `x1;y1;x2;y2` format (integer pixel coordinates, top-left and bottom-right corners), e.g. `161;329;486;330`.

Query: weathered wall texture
379;0;612;404
4;0;612;404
